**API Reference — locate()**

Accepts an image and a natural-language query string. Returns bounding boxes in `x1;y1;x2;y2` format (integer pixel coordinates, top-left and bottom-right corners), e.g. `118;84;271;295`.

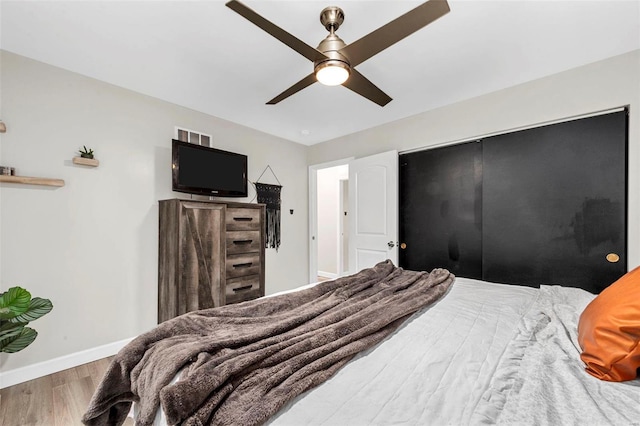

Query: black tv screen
172;139;247;197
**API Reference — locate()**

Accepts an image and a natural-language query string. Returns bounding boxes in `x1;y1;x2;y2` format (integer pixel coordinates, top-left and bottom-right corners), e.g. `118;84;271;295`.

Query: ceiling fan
226;0;450;106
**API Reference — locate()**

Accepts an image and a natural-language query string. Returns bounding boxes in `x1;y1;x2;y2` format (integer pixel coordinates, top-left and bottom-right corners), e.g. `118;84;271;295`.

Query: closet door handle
232;285;253;293
233;262;253;268
233;239;253;245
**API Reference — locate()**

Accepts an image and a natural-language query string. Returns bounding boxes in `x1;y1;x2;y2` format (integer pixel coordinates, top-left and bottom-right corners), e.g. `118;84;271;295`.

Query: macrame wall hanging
252;165;282;251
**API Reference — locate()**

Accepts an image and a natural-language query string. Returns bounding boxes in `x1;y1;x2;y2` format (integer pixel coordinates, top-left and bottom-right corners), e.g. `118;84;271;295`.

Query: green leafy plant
79;145;94;159
0;287;53;353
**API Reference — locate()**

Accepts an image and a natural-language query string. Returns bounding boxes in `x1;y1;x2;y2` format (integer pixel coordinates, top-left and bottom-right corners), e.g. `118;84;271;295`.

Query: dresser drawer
226;208;261;231
226;253;261;278
226;230;261;255
226;275;261;304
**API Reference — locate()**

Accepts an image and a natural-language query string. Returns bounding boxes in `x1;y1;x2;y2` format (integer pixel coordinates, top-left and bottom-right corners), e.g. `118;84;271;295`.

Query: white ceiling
1;1;639;145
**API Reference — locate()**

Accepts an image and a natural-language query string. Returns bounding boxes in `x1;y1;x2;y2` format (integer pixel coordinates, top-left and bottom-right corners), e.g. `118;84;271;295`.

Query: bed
83;260;640;426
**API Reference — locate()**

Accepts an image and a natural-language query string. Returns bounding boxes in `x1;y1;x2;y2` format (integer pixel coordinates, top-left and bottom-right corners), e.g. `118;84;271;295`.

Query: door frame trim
308;157;354;284
338;178;349;276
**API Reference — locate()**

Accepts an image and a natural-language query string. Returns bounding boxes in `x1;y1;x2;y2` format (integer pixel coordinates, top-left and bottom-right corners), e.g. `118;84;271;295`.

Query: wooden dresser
158;199;265;323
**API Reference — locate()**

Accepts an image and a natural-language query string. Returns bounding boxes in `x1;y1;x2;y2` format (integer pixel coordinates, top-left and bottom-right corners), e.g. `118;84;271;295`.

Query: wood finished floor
0;356;134;426
1;280;326;426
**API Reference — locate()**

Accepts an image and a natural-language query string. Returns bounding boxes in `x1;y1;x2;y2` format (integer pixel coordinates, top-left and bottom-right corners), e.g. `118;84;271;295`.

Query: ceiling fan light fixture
315;60;350;86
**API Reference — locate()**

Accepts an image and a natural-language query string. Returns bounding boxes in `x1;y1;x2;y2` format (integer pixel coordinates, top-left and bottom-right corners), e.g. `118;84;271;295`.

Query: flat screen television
172;139;248;197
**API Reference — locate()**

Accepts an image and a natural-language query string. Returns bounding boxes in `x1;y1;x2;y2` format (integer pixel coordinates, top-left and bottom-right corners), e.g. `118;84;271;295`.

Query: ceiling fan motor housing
314;33;351;72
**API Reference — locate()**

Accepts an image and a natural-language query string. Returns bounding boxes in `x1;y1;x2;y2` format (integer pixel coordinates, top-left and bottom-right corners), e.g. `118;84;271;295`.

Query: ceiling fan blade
340;0;450;67
342;69;392;107
267;73;317;105
226;1;327;63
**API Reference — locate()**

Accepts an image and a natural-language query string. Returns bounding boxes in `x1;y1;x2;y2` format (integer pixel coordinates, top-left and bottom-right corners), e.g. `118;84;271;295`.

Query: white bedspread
267;277;538;425
474;285;640;426
141;277;640;425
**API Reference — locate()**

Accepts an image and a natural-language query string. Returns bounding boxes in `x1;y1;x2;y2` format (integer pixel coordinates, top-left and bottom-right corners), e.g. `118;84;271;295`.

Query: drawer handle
233;217;253;222
232;285;253;293
233;239;253;245
233;262;253;268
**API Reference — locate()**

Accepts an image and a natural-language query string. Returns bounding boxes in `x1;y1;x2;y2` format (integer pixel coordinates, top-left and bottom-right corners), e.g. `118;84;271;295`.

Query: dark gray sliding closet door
482;111;627;292
399;110;627;293
399;141;482;278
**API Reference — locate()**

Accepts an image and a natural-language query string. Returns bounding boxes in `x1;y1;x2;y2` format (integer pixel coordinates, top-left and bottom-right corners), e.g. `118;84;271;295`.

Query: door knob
388;241;395;248
400;243;407;249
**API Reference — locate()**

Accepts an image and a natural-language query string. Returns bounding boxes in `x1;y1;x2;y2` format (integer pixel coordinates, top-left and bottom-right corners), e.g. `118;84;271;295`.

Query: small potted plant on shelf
79;146;95;159
74;146;99;167
0;286;53;353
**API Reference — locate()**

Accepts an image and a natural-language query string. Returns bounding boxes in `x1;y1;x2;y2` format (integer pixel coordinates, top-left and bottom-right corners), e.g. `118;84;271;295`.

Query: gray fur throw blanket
82;260;454;426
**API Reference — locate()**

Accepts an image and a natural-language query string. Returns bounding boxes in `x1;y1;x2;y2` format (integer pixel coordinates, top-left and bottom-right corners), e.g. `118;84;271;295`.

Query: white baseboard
0;337;134;389
317;271;338;279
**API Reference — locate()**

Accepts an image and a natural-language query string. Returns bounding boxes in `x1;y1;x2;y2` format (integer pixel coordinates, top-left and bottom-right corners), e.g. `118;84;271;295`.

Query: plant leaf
0;327;37;353
9;297;53;323
0;287;31;320
0;321;24;340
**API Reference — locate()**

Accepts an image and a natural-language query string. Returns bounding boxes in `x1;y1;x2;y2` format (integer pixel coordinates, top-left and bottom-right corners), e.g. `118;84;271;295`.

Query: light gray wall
309;49;640;270
0;51;309;372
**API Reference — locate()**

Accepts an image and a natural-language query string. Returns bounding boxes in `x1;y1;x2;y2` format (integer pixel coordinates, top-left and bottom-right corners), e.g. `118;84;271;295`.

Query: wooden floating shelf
72;157;99;167
0;175;65;187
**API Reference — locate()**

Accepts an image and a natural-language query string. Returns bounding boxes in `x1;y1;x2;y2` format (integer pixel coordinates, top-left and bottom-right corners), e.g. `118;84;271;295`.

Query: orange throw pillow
578;266;640;381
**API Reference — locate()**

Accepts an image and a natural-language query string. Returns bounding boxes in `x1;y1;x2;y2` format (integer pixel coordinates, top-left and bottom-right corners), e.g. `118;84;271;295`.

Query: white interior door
348;150;398;273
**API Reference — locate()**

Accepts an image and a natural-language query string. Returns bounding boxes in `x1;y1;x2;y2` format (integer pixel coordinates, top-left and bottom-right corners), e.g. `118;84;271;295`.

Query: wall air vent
175;126;212;147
